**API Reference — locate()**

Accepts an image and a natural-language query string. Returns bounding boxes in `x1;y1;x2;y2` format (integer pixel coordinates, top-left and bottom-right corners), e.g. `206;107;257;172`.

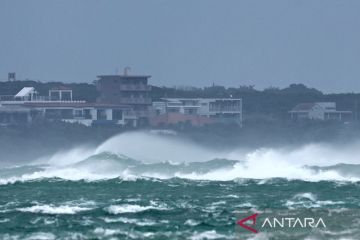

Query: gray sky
0;0;359;93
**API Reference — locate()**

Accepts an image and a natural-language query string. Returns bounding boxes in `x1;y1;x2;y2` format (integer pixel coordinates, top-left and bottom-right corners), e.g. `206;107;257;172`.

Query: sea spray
2;132;360;183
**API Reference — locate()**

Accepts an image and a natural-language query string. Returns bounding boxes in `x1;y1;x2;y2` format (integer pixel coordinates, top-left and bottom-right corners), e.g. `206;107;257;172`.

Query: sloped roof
15;87;35;98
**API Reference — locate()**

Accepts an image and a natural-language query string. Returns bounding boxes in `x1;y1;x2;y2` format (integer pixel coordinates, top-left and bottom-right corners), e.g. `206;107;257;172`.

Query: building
96;71;151;125
289;102;352;121
0;87;138;127
151;98;243;127
49;86;73;101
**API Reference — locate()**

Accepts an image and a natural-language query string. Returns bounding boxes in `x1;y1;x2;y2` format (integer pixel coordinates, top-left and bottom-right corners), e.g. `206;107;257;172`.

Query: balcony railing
209;107;242;112
120;98;151;104
0;95;14;101
0;95;85;104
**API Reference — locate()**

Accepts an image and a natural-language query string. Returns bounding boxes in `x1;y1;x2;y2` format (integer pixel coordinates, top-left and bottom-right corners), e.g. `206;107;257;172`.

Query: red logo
237;213;259;233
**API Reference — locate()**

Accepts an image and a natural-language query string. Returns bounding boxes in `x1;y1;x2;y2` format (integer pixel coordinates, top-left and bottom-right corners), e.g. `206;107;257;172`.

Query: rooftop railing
0;95;85;103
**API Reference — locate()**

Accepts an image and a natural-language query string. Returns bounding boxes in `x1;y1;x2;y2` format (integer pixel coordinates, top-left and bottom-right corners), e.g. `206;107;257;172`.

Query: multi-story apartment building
96;73;151;124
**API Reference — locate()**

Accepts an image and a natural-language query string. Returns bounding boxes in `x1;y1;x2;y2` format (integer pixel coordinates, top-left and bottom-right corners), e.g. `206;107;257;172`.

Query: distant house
151;98;242;127
289;102;352;121
0;87;138;127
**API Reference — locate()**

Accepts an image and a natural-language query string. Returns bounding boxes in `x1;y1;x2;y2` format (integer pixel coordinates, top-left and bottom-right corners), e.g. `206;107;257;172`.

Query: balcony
119;84;151;91
209;107;241;112
120;98;151;105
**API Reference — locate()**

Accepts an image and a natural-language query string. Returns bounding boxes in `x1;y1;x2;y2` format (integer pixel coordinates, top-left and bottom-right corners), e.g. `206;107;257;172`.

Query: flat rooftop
97;75;151;79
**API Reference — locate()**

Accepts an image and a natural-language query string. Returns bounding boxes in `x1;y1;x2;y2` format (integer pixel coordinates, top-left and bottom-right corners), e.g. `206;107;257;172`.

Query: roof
50;86;72;91
15;87;35;98
290;103;315;111
97;75;151;79
161;98;242;101
22;102;132;109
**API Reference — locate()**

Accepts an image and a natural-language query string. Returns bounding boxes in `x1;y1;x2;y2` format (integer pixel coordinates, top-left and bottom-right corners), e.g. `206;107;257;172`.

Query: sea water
1;132;360;240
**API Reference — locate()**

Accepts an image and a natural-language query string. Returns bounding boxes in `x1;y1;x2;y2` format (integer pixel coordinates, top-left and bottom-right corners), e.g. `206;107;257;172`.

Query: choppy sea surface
1;132;360;240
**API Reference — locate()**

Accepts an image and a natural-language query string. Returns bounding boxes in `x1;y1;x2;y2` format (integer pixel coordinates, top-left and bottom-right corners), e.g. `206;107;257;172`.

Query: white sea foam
93;227;121;237
106;203;169;214
0;166;139;185
24;232;56;240
285;193;345;209
102;217;157;226
93;227;154;239
95;132;219;163
184;219;200;226
294;192;317;201
17;204;92;214
236;202;258;208
175;148;360;182
190;230;230;240
2;132;360;184
225;194;239;198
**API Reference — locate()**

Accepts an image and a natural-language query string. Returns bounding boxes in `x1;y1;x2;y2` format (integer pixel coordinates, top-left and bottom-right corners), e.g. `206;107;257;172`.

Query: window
74;109;83;118
50;91;60;101
84;109;92;119
61;91;72;101
97;109;107;120
113;109;122;120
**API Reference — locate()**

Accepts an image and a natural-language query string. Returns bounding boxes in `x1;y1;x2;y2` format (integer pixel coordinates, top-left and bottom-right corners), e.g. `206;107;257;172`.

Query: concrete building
289;102;352;121
0;87;138;127
49;86;73;101
151;98;242;127
96;71;151;125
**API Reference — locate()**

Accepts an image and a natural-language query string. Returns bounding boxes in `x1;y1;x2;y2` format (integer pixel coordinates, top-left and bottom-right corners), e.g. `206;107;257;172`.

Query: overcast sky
0;0;359;93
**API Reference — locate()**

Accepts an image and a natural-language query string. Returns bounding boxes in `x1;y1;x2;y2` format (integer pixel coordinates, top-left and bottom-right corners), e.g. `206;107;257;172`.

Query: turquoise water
0;159;360;239
1;177;359;239
1;132;360;239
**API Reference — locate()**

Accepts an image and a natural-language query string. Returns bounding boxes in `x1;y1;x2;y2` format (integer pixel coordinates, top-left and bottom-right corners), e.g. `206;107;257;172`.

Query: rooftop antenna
124;67;131;76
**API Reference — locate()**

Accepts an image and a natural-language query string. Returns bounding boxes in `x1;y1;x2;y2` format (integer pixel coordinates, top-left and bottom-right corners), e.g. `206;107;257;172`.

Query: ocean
1;132;360;240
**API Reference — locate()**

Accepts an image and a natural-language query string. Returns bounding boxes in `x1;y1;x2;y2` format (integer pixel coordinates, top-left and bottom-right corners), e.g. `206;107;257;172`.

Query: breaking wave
105;203;170;214
17;204;92;215
1;131;360;184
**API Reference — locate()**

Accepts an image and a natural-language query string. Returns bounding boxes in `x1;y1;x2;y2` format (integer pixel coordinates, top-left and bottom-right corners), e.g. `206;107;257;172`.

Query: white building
0;87;138;127
289;102;352;121
152;98;242;126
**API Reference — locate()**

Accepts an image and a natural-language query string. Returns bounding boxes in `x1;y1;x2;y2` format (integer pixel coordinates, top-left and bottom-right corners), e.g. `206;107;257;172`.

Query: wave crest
2;132;360;184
